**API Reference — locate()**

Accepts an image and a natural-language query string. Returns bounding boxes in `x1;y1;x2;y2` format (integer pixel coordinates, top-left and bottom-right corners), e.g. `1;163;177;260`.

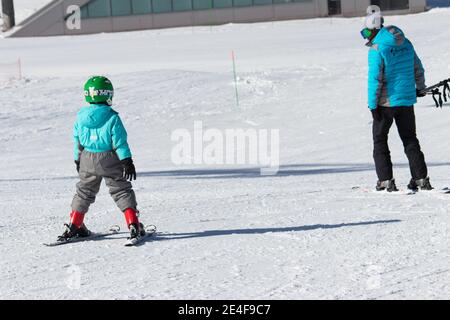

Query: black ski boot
408;177;433;191
376;179;399;192
129;223;146;241
57;223;91;241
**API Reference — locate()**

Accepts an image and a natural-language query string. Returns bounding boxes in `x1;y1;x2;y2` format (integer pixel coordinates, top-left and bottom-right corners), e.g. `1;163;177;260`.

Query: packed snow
1;8;450;299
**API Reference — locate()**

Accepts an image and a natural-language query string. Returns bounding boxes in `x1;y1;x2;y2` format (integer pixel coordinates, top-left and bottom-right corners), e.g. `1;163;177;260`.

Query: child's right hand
75;160;80;173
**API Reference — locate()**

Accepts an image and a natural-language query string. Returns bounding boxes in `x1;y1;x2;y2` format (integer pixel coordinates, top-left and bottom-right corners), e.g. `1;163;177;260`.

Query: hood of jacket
77;104;117;129
372;25;406;48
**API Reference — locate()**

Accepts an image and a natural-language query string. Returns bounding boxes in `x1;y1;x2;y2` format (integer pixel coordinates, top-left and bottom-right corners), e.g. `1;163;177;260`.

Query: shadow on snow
148;219;402;243
43;220;401;246
138;162;450;180
2;162;450;182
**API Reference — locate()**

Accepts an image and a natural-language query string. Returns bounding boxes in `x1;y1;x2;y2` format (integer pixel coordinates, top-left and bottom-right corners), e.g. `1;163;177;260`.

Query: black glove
75;160;80;173
121;158;136;181
371;107;382;122
416;89;427;98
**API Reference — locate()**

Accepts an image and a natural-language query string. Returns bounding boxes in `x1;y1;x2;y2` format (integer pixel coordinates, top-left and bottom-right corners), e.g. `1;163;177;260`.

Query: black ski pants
372;106;428;181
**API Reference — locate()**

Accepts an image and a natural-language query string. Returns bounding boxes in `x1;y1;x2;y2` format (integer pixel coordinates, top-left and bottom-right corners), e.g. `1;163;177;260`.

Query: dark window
80;0;316;19
193;0;213;10
152;0;172;13
273;0;293;3
328;0;341;15
173;0;193;11
87;0;111;17
132;0;152;14
371;0;409;11
80;5;88;18
111;0;132;16
213;0;233;8
254;0;272;4
427;0;450;7
233;0;253;7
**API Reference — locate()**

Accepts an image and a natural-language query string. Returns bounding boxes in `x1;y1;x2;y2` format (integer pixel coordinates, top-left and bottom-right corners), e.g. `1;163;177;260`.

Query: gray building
10;0;427;37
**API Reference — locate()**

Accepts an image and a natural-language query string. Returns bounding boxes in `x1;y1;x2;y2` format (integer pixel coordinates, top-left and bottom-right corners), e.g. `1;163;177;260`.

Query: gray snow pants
71;150;137;213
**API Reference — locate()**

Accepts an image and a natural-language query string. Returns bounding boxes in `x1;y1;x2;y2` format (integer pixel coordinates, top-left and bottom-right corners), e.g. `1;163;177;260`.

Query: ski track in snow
1;9;450;299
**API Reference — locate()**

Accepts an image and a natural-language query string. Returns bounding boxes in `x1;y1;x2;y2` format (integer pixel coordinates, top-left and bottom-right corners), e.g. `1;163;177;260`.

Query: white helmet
367;4;381;15
364;5;384;30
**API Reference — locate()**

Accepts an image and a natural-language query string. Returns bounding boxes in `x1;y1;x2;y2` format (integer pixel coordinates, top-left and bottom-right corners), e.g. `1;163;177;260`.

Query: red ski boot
58;211;91;241
124;208;145;242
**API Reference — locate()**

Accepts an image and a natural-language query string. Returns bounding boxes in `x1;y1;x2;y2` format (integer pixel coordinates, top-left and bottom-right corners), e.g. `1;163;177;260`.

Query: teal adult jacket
368;25;426;110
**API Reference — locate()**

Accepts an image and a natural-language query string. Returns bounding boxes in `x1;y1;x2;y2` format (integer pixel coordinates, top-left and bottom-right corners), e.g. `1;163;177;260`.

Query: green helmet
84;76;114;105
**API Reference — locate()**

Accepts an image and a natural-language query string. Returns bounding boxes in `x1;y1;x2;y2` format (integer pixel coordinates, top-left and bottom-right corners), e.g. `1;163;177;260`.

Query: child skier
58;76;145;243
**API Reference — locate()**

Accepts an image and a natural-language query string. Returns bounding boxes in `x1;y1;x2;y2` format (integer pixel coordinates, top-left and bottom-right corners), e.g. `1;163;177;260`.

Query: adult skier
58;76;145;242
361;7;432;192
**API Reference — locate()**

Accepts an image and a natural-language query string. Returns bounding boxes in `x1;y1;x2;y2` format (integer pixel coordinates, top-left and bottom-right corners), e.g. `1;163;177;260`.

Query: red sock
70;211;85;228
124;208;139;228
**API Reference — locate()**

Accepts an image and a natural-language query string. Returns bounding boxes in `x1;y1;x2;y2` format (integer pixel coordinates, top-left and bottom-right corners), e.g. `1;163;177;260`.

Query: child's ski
44;225;120;247
124;225;157;247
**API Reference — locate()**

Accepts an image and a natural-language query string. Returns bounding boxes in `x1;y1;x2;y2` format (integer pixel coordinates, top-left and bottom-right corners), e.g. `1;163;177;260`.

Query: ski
375;189;416;195
124;225;157;247
353;186;450;195
44;225;120;247
352;186;416;195
417;188;450;195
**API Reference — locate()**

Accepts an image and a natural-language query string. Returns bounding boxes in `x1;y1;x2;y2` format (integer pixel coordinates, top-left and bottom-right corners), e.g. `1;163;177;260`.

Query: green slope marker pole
231;50;239;108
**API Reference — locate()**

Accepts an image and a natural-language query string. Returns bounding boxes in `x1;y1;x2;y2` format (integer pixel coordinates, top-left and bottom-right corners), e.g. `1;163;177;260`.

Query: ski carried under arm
420;78;450;108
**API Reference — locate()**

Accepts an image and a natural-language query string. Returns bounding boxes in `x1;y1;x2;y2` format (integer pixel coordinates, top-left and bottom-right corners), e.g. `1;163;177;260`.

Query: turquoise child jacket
73;104;132;161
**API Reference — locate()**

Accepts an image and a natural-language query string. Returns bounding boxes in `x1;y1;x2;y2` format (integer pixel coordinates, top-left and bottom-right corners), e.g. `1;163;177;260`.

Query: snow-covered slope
1;9;450;299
